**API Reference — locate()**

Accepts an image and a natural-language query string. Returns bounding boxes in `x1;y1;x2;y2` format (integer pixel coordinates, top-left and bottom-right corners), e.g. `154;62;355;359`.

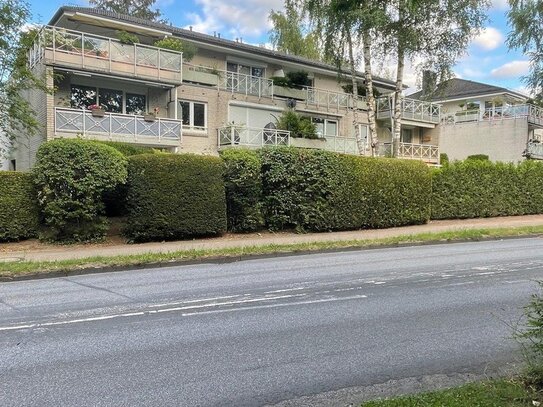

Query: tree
385;0;488;157
507;0;543;99
0;0;50;159
89;0;165;22
301;0;384;156
269;3;322;61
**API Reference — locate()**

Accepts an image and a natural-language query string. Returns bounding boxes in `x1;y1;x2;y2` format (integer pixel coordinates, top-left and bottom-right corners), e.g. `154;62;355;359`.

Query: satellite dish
286;98;297;109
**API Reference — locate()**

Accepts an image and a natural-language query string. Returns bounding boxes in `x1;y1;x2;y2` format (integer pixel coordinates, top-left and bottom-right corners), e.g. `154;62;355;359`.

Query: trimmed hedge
125;154;227;242
259;147;431;232
0;172;39;242
98;141;158;157
466;154;490;161
431;159;543;219
33;139;127;242
221;149;264;232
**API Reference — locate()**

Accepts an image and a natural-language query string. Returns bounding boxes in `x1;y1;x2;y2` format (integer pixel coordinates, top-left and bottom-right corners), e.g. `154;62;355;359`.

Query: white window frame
179;100;208;132
311;117;338;138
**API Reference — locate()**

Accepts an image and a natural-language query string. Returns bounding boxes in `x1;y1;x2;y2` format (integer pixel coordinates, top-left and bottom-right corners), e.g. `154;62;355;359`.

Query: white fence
218;72;274;98
55;107;182;143
376;97;441;123
30;26;183;83
442;104;543;126
379;142;439;163
218;126;290;147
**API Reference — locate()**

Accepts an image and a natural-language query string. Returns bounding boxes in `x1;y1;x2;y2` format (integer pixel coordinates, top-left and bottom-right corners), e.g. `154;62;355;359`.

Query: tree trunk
392;45;405;158
362;29;378;157
346;31;365;156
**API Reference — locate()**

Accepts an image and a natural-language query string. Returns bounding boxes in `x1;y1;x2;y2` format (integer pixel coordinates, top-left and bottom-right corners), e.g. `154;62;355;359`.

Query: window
126;93;147;115
401;128;413;143
311;117;338;138
70;85;146;115
9;160;16;171
178;100;207;130
70;85;97;110
227;62;266;78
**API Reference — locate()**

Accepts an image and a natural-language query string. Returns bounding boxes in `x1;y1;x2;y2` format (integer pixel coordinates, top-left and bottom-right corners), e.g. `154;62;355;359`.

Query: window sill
183;128;208;137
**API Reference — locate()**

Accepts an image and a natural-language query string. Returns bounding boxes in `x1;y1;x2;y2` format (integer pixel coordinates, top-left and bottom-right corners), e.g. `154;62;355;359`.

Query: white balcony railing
219;71;274;98
218;126;290;148
379;142;439;163
442;104;543;126
29;26;183;83
55;107;182;144
305;87;367;110
376;97;441;123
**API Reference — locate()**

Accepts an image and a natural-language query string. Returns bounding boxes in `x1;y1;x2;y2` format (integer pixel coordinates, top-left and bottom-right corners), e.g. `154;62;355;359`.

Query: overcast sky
29;0;531;95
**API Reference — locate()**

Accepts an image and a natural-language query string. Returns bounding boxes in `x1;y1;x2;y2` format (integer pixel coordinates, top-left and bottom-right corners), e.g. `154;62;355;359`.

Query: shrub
125;154;227;242
431;159;543;219
276;110;318;139
439;153;449;165
260;147;431;232
154;37;197;61
99;142;159;216
466;154;490;161
285;71;312;89
33;139;127;242
270;76;291;87
221;149;264;232
117;30;139;45
0;172;39;242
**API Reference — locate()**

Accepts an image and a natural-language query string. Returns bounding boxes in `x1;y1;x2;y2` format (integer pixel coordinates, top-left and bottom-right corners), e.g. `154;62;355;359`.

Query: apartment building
411;78;543;162
12;6;444;170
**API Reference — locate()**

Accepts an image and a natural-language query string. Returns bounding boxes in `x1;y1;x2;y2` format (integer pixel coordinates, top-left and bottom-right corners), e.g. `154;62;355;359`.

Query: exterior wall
439;118;529;162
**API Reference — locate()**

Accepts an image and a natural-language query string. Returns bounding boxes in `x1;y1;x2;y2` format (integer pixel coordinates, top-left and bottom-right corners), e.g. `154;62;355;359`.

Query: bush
260;147;431;232
221;149;264;232
466;154;490;161
125;154;227;242
0;172;39;242
276;110;318;139
439;153;449;165
270;71;312;89
431;159;543;219
154;37;197;61
117;30;139;45
33;139;127;242
99;142;159;217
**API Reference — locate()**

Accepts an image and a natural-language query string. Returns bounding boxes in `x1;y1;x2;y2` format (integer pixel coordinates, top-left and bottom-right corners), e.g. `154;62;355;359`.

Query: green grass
2;225;543;279
362;379;541;406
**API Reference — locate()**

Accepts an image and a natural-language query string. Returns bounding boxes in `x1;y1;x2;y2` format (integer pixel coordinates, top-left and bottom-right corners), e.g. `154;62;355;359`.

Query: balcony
378;142;440;164
274;86;367;111
377;97;441;124
29;26;183;84
218;126;290;148
442;104;543;127
54;107;182;146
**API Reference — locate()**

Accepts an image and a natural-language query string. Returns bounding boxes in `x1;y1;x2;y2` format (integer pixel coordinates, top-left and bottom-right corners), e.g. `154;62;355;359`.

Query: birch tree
386;0;488;157
507;0;543;98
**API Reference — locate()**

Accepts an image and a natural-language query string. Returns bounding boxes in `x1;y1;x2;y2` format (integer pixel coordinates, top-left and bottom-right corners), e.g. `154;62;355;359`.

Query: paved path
2;215;543;263
0;239;541;406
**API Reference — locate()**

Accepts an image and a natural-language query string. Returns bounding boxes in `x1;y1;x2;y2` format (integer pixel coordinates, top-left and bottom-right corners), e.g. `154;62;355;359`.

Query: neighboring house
411;77;543;162
13;6;443;170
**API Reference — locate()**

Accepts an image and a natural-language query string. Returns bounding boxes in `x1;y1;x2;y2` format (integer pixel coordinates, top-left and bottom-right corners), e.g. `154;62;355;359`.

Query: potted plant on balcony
144;107;160;122
89;104;105;118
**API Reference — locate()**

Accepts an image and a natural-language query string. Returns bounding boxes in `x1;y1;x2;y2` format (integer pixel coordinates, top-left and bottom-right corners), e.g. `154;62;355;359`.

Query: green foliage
33;139;127;242
259;147;431;232
431;159;543;220
98;142;159;217
271;71;312;89
0;171;39;242
221;149;264;232
125;154;227;242
154;37;197;61
117;30;139;45
516;281;543;390
466;154;490;161
89;0;165;22
270;76;291;87
276;110;318;139
439;153;449;165
342;83;381;97
0;0;51;158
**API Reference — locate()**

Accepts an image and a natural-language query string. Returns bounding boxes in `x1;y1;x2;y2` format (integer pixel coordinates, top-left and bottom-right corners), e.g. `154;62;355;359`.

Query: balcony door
69;84;146;115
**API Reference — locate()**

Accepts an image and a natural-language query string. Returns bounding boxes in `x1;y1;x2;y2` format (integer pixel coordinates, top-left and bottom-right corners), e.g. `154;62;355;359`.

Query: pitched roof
410;78;526;101
49;6;397;88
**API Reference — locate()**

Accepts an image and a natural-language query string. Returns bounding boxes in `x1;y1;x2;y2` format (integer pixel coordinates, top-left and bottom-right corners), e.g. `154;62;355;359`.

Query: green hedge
0;172;39;242
33;139;127;242
431;159;543;219
259;147;431;232
125;154;227;242
221;149;264;232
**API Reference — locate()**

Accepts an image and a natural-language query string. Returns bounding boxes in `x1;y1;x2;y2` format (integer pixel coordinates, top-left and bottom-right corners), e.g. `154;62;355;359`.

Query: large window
311;117;338;138
179;100;207;131
227;62;265;78
401;128;413;143
69;85;146;115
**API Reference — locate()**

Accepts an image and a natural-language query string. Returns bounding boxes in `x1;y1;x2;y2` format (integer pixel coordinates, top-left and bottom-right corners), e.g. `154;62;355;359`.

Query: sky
27;0;531;95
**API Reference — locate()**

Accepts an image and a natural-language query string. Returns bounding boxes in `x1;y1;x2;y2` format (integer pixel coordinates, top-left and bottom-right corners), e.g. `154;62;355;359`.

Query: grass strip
361;379;541;406
2;225;543;278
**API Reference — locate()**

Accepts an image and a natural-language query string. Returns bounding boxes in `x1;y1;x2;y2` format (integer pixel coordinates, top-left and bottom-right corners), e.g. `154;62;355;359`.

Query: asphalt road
1;238;542;406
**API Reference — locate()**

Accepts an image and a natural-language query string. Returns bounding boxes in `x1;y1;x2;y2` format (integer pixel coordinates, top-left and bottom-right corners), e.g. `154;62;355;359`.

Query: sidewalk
2;215;543;263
